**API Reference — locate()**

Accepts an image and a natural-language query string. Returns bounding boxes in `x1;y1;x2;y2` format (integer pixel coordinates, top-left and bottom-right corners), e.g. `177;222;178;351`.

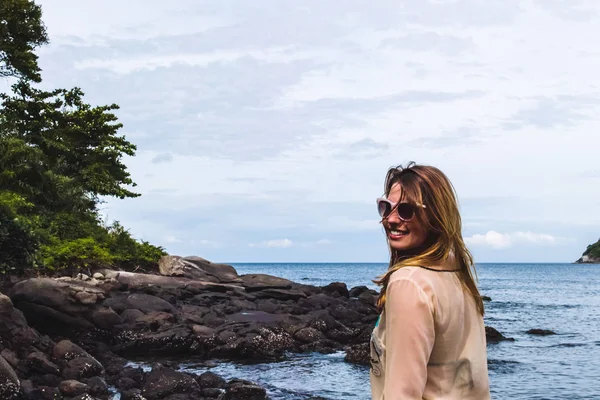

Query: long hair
373;162;485;316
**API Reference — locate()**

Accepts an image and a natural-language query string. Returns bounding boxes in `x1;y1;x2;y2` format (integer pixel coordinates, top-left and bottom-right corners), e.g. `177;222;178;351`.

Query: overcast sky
25;0;600;263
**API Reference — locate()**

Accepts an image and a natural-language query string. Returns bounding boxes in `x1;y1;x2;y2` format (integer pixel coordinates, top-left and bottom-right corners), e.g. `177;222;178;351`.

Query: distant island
575;238;600;264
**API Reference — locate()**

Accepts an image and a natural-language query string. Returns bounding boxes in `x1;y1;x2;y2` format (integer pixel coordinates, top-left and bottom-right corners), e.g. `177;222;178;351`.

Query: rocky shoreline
0;256;514;399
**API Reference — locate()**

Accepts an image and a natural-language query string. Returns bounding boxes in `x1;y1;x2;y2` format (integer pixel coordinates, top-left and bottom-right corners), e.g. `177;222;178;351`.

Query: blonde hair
374;162;485;316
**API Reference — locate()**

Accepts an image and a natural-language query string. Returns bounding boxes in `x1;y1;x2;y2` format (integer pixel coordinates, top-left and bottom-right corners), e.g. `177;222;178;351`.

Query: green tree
0;0;48;82
0;81;140;212
0;0;166;274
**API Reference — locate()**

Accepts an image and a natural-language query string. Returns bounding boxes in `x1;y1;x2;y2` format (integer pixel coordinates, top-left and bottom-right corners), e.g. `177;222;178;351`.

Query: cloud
249;239;293;248
465;231;571;249
163;235;181;244
32;0;600;262
151;153;173;164
316;239;333;245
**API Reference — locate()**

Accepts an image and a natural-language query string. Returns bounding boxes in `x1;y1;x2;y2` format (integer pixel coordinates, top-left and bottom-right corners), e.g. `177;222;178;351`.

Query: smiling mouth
388;228;409;238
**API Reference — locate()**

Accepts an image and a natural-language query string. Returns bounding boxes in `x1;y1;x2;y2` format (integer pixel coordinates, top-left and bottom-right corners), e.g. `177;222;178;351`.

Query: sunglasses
376;197;426;221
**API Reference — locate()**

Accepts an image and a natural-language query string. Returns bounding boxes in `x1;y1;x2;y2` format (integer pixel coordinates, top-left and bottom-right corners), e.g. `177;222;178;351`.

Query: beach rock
344;342;370;365
197;371;226;389
482;296;492;301
526;328;556;335
294;327;325;343
0;354;20;400
53;340;91;362
159;255;241;283
141;365;199;399
27;352;60;375
241;274;293;292
349;285;370;298
58;379;89;396
485;326;515;343
223;379;267;400
322;282;349;298
84;376;109;395
62;356;104;380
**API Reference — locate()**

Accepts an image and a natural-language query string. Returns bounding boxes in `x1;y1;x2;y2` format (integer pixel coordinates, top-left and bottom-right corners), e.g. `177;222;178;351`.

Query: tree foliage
0;0;166;274
583;239;600;259
0;0;48;82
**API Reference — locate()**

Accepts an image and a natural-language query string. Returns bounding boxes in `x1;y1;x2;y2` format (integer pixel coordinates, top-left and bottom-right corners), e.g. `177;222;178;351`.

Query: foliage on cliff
0;0;165;274
583;239;600;259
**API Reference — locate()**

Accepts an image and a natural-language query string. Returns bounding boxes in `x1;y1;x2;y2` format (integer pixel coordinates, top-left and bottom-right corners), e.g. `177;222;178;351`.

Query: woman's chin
388;237;413;251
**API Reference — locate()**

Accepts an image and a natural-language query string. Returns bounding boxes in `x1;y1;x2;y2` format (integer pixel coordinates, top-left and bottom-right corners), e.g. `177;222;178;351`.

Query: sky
17;0;600;263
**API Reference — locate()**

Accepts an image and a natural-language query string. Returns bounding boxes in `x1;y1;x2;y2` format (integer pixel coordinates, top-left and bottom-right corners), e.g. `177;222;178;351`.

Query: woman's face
382;183;430;252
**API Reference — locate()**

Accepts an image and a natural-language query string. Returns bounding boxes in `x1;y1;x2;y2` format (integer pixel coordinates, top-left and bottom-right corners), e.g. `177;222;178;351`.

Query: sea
125;263;600;400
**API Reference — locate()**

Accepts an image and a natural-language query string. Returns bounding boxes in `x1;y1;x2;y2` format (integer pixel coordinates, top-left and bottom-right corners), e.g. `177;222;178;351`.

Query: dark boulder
241;274;293;292
141;365;199;399
526;328;556;335
58;379;89;396
0;354;20;400
322;282;349;298
485;326;515;343
159;255;241;283
345;343;370;366
223;379;267;400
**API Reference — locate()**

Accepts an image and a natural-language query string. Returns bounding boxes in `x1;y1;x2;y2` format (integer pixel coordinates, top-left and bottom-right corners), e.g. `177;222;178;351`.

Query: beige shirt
370;266;490;400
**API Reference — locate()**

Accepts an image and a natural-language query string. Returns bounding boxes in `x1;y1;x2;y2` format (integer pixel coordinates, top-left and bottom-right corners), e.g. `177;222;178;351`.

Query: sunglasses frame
376;197;427;221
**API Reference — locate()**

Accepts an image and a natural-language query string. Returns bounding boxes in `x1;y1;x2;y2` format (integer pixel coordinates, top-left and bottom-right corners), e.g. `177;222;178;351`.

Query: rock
116;377;138;391
74;291;100;305
344;343;370;365
84;376;109;395
141;366;199;399
58;380;89;396
358;291;377;306
201;387;225;398
223;380;267;400
53;340;90;362
9;279;105;334
482;296;492;301
123;293;175;313
159;255;241;283
294;327;324;343
114;326;194;356
121;388;145;400
93;273;104;280
0;350;18;368
485;326;515;343
0;354;20;400
30;385;63;399
76;273;91;281
253;288;307;301
197;371;226;389
526;328;556;335
159;255;186;277
241;274;293;291
225;311;286;324
348;286;370;298
62;357;104;380
322;282;349;298
192;325;215;336
26;352;60;375
181;256;241;283
71;394;96;400
120;309;146;323
91;307;124;330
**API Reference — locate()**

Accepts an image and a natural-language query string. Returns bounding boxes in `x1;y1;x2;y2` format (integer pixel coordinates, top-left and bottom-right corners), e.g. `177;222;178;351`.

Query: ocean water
142;263;600;399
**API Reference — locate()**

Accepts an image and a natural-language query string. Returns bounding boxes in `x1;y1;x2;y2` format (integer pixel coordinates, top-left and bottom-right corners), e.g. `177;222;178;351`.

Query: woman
370;162;491;399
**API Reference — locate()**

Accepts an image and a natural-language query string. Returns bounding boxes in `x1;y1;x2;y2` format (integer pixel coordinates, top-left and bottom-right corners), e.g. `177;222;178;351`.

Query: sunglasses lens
377;201;391;217
396;203;415;220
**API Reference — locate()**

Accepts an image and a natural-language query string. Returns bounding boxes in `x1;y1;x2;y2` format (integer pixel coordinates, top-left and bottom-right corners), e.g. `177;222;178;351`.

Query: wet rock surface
2;255;515;398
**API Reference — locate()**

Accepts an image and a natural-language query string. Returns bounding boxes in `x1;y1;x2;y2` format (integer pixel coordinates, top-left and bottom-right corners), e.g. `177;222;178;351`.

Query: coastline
0;255;513;399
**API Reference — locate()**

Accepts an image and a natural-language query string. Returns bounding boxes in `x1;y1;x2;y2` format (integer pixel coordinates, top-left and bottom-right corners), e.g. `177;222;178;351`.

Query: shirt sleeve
383;277;435;399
